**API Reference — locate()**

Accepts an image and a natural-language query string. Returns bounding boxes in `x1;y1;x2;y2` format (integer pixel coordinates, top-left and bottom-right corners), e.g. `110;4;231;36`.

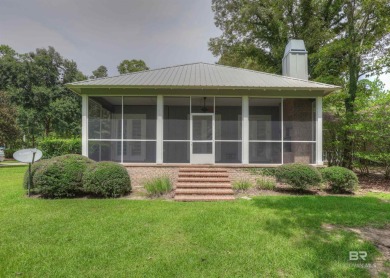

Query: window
283;99;316;163
215;97;242;163
123;97;156;163
249;98;282;164
163;97;190;163
88;97;122;162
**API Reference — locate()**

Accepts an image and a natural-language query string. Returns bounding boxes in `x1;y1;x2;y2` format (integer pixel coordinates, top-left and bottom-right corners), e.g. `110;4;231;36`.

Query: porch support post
81;95;88;157
242;96;249;164
316;97;323;165
156;95;164;164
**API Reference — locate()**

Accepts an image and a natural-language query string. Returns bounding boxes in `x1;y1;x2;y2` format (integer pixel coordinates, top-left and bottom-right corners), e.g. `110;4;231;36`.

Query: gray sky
0;0;221;76
0;0;388;89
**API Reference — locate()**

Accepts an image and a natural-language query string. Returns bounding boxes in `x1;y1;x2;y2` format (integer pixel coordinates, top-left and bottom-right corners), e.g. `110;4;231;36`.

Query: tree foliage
0;45;86;145
0;91;20;146
117;59;149;74
209;0;390;168
91;65;108;78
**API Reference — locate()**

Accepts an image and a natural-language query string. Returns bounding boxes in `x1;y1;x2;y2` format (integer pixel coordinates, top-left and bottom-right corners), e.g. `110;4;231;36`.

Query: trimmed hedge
276;163;322;189
321;166;359;193
33;154;94;198
38;138;81;159
83;162;131;198
23;159;50;194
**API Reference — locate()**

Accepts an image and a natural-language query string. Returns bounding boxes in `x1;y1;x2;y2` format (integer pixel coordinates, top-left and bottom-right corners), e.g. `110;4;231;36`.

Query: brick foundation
126;166;257;188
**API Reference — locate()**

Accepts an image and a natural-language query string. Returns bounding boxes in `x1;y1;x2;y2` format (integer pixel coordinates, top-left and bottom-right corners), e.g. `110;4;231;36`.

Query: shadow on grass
250;196;390;277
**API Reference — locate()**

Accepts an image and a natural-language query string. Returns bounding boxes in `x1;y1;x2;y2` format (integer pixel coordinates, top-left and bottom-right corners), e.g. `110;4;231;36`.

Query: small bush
256;176;277;190
83;162;131;198
4;148;18;159
23;159;50;194
38;138;81;159
144;177;172;197
232;179;253;191
33;154;94;198
321;166;359;193
276;163;322;190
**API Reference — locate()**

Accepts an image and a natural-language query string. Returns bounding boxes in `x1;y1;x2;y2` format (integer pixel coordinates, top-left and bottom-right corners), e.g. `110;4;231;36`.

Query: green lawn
1;167;390;277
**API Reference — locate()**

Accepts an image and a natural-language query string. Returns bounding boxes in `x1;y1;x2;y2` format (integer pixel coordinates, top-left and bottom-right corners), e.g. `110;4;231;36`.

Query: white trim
316;97;323;165
121;96;124;163
81;95;88;156
242;96;249;164
156;95;163;164
281;97;284;164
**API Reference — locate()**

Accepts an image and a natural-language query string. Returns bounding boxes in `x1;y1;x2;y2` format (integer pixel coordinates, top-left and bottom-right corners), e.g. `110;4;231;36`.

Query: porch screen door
191;114;214;164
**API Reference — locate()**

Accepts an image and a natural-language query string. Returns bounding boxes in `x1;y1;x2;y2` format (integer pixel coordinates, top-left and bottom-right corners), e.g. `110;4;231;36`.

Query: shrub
276;163;322;190
144;177;172;197
33;154;94;198
4;148;18;159
83;162;131;198
256;176;277;190
321;166;359;193
23;159;50;194
232;179;253;191
38;138;81;159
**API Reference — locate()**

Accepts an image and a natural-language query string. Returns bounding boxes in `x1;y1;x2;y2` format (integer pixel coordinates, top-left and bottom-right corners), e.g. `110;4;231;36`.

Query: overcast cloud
0;0;221;76
1;0;389;89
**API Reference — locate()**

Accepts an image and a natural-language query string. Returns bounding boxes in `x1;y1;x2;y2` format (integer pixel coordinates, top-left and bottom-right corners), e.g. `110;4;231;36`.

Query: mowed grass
1;167;390;277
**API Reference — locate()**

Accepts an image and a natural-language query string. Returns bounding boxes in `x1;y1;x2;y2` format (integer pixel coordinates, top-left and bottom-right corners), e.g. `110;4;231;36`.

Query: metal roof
67;62;340;91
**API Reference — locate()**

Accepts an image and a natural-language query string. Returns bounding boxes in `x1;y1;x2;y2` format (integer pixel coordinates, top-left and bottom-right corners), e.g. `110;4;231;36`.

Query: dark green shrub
4;148;18;159
23;159;50;194
83;162;131;198
33;154;94;198
38;138;81;159
321;166;359;193
276;163;322;189
144;177;172;197
232;179;253;191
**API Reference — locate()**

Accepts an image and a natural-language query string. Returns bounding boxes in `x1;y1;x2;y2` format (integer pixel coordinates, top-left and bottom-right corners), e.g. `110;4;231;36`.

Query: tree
117;59;149;74
0;91;20;147
91;65;108;78
209;0;390;168
0;45;86;144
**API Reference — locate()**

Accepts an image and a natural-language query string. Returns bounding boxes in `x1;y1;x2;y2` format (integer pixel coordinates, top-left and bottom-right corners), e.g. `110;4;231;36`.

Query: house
67;40;340;167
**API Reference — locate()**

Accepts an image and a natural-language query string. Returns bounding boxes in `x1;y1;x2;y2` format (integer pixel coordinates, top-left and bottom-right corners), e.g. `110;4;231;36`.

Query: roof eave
66;84;340;95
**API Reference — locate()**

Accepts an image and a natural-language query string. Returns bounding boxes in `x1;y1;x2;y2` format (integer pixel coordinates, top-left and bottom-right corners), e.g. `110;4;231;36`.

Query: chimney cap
284;39;307;57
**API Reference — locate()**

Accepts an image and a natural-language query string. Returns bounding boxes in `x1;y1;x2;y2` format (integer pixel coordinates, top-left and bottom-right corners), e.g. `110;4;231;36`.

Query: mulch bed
357;173;390;192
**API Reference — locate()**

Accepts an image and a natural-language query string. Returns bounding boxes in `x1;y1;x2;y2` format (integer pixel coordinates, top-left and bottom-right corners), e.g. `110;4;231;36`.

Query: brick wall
126;166;257;188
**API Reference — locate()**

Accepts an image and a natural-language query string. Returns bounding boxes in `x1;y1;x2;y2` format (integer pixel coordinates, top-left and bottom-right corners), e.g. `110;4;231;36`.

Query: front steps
174;168;235;201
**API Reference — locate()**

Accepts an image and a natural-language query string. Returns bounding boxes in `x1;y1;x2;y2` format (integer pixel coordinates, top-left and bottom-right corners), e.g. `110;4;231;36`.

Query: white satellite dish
13;148;43;197
13;148;42;163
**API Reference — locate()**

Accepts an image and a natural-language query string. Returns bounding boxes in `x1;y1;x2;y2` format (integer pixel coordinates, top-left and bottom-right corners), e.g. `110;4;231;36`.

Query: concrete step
179;168;228;172
178;172;229;178
174;195;235;201
175;188;234;195
176;183;232;188
177;177;230;183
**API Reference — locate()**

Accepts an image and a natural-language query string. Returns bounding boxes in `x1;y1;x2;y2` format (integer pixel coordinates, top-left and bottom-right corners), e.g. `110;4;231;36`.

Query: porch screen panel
88;97;122;162
283;99;316;164
249;98;282;164
163;97;190;163
215;97;242;163
123;97;156;163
